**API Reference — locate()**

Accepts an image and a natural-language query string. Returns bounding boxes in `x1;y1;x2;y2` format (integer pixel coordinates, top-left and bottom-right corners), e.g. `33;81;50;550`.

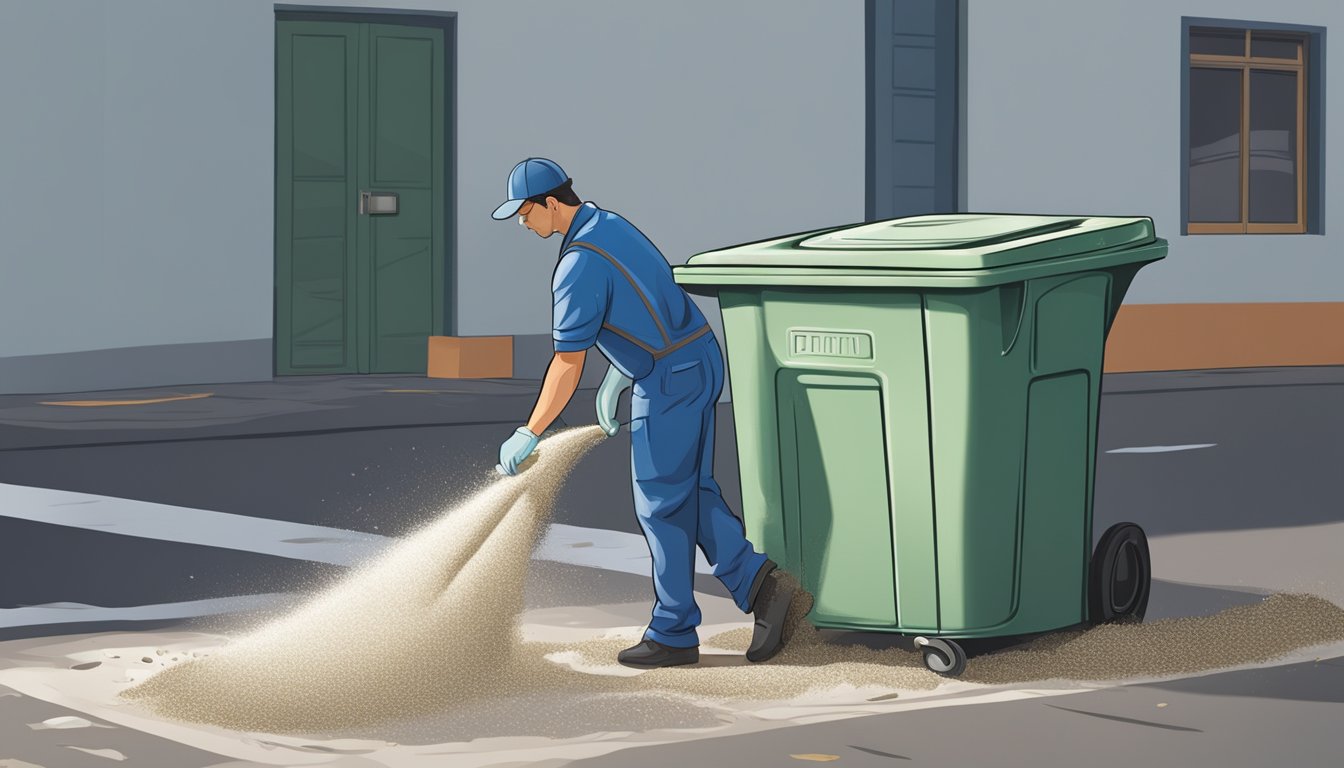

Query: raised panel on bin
678;214;1157;274
1019;372;1090;629
777;372;897;628
717;295;787;562
1032;274;1109;374
800;215;1085;251
924;289;1029;632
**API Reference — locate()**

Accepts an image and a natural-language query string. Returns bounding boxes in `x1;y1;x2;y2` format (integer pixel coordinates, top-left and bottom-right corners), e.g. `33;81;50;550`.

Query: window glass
1251;34;1300;60
1189;67;1243;222
1190;28;1244;57
1249;69;1299;223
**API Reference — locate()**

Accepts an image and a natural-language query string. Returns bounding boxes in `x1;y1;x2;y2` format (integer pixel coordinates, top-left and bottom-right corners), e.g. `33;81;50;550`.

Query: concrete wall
964;0;1339;303
0;0;866;393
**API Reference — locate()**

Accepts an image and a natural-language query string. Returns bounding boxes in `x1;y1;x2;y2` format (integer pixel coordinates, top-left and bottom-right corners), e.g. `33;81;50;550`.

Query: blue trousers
629;332;769;648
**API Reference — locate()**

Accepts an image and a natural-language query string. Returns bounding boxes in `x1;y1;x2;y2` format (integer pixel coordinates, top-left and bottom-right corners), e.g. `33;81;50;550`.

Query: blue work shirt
551;202;710;382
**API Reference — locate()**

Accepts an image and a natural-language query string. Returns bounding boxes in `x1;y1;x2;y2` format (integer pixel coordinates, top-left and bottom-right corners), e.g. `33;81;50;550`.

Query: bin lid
682;214;1155;271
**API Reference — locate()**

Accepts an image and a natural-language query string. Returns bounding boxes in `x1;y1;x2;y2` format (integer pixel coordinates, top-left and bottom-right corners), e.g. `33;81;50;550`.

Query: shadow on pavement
1141;657;1344;705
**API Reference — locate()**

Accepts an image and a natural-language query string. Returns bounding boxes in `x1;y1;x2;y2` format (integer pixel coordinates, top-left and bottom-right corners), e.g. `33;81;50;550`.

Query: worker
492;158;795;668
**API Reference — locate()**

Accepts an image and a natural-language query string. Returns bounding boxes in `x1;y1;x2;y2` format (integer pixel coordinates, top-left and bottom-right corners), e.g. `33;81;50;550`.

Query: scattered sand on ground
549;588;1344;698
960;593;1344;685
123;424;1344;735
546;579;942;698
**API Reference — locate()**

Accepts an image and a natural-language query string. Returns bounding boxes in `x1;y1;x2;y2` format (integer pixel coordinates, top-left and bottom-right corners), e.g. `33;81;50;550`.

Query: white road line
0;482;702;575
1106;443;1217;454
0;483;385;566
0;482;709;631
0;595;296;630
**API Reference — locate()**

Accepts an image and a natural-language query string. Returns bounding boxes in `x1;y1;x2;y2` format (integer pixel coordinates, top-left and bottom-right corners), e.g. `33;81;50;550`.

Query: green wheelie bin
673;214;1166;676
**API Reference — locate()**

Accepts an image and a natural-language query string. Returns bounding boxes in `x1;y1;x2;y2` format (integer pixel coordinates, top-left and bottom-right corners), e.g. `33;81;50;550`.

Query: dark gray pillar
867;0;960;219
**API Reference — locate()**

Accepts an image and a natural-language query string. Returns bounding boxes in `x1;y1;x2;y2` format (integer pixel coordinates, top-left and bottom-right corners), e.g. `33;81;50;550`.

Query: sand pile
545;589;1344;701
961;592;1344;685
124;426;607;732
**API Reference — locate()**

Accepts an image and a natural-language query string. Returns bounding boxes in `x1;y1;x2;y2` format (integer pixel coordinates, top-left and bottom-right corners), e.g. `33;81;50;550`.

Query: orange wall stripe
1104;303;1344;372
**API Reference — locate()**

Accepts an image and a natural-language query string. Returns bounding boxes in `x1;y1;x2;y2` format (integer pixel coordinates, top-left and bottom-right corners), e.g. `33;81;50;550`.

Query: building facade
0;0;1337;394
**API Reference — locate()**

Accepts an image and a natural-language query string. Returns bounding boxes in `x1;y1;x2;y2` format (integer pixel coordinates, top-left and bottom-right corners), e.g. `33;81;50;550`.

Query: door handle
358;191;399;215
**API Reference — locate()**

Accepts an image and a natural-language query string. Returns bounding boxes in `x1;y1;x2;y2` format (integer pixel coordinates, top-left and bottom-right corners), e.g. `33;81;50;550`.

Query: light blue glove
496;426;539;476
596;365;633;436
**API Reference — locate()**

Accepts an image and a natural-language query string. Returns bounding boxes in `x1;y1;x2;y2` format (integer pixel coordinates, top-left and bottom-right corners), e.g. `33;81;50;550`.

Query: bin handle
1000;282;1026;357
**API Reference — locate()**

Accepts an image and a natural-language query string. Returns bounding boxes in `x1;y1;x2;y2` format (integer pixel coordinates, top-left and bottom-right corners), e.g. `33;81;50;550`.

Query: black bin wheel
915;636;967;677
1090;522;1151;623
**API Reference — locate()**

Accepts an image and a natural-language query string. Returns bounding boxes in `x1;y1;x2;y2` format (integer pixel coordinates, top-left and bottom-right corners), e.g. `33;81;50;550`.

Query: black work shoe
617;639;699;669
746;561;796;663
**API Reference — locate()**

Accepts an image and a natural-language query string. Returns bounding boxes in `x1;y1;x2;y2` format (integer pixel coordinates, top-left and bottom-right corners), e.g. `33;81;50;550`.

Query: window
1186;26;1310;234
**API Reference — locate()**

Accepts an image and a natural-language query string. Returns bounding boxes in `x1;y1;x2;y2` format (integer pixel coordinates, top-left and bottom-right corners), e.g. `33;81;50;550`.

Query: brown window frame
1188;28;1307;234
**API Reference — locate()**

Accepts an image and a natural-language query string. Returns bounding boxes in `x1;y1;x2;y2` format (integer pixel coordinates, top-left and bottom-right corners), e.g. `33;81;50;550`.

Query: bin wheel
915;637;966;677
1090;522;1151;623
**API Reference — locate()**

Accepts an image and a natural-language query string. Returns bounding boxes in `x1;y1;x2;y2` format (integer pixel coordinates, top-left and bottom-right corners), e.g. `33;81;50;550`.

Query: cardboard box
427;336;514;379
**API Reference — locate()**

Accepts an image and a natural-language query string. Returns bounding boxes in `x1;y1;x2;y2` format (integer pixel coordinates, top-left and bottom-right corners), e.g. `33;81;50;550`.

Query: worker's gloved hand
496;426;539;476
596;365;633;436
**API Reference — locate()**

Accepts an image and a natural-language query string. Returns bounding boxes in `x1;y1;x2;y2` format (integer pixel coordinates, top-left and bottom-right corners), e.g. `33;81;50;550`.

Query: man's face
518;199;555;238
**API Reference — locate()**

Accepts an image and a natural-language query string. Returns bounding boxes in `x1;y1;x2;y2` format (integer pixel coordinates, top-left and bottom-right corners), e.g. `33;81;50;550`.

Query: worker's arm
526;349;587;436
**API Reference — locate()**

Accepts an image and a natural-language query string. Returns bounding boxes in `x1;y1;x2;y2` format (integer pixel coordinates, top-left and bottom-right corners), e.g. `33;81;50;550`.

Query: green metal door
276;20;445;375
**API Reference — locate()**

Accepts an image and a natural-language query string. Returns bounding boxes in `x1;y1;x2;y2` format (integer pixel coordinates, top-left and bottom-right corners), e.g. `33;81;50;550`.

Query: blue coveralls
552;202;770;648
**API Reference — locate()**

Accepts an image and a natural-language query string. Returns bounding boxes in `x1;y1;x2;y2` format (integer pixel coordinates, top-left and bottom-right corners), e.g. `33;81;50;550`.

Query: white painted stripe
0;483;385;566
1106;443;1217;454
0;523;701;632
0;487;711;631
0;483;708;577
0;594;296;630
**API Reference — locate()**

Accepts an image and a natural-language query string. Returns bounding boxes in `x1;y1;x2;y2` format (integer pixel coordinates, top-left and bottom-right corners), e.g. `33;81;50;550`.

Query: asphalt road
0;367;1341;767
3;368;1341;612
571;659;1344;768
1094;371;1344;536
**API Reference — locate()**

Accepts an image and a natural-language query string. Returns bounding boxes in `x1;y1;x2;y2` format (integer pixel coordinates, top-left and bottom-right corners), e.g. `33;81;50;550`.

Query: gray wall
0;0;866;393
9;0;1334;394
443;0;867;335
964;0;1339;303
0;0;274;371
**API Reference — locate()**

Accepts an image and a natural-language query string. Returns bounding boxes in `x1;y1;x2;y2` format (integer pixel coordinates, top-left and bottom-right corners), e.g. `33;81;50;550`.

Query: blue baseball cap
491;158;570;220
